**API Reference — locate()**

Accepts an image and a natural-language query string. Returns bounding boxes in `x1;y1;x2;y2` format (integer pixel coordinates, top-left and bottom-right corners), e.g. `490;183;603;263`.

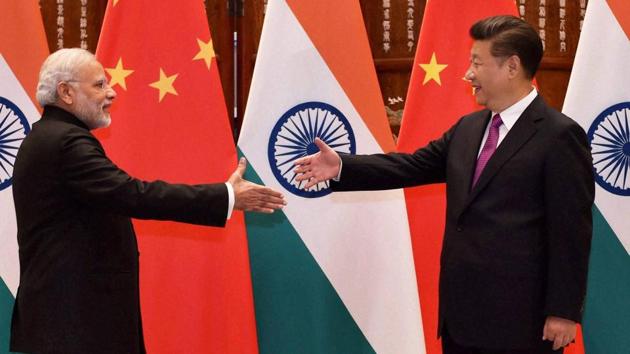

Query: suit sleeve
543;122;594;322
331;119;460;191
59;127;229;227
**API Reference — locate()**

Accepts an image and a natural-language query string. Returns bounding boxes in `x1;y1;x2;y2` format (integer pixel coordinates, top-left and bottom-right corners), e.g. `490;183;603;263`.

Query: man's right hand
543;316;577;351
228;158;286;213
293;138;341;189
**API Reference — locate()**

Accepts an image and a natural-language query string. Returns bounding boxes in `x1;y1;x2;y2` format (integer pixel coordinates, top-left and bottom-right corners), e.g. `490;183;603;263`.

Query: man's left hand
542;316;576;350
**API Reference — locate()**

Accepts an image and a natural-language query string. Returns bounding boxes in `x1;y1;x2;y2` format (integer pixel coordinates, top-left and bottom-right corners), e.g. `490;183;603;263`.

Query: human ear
57;82;74;105
506;55;521;79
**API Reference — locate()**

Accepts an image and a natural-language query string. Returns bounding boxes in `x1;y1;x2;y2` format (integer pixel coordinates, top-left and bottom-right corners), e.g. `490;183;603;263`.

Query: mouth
102;103;112;112
471;85;481;95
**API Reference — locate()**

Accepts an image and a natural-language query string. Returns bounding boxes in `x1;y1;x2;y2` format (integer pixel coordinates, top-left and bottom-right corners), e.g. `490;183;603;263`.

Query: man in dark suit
10;48;285;354
294;16;594;354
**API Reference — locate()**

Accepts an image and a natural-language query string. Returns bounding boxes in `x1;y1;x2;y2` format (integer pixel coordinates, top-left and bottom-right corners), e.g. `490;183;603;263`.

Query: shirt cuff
225;182;235;219
332;156;343;181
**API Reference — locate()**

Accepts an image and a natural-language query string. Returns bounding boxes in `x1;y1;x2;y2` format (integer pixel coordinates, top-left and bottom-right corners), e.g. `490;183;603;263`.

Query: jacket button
456;227;463;232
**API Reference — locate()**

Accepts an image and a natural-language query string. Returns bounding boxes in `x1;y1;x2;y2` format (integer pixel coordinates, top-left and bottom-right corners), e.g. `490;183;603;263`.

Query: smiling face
464;40;513;112
70;60;116;129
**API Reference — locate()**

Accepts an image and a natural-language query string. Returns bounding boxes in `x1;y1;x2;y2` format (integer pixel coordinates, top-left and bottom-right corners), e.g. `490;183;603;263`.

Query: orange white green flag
237;0;424;353
562;0;630;352
0;1;48;351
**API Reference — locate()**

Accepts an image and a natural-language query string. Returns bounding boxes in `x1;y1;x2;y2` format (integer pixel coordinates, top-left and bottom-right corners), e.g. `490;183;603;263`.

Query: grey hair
35;48;96;107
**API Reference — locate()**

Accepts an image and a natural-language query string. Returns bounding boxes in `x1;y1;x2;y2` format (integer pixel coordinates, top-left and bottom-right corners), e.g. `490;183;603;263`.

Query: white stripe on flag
0;54;40;296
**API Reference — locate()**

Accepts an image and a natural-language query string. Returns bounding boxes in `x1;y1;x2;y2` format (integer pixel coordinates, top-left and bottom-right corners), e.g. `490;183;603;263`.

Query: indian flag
562;0;630;352
237;0;424;353
0;1;48;350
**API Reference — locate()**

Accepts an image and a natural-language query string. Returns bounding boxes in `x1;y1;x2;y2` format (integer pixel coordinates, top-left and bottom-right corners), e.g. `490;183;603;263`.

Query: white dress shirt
225;182;234;219
477;87;538;157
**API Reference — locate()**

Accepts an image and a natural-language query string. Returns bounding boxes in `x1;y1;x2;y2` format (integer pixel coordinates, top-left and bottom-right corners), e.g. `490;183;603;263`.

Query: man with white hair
10;48;285;354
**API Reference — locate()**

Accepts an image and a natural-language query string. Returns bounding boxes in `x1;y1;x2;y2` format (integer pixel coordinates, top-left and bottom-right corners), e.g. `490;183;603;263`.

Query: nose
464;67;474;81
107;86;117;100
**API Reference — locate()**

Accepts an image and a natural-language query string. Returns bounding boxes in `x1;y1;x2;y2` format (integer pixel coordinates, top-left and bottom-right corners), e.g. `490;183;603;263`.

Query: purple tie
472;114;503;187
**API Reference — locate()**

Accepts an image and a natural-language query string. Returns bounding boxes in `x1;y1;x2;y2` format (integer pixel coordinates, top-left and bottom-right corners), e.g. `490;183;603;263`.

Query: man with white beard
9;48;285;354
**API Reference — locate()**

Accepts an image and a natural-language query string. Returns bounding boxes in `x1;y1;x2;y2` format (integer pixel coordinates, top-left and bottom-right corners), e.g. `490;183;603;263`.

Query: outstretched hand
293;138;341;189
228;158;286;213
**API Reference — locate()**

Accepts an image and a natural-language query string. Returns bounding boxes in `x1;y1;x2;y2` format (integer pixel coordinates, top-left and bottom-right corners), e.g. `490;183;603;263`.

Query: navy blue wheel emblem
587;102;630;196
268;101;356;198
0;97;30;191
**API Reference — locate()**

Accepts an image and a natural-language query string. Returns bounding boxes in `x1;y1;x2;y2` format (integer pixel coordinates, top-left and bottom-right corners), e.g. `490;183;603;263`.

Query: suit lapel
461;96;546;212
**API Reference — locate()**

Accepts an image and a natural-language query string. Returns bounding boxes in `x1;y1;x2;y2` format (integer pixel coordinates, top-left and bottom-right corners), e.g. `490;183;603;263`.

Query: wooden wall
38;0;587;138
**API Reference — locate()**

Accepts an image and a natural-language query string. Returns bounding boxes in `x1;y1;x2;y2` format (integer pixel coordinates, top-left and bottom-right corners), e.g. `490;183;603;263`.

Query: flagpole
228;0;244;141
233;30;238;140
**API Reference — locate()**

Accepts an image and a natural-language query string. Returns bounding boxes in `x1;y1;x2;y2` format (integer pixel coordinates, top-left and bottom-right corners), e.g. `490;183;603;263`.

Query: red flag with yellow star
95;1;258;353
397;1;585;354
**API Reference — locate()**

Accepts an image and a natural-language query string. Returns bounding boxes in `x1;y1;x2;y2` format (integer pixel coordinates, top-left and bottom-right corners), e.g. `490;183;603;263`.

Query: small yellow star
419;52;448;85
149;68;178;102
113;0;120;6
193;38;215;70
105;58;134;90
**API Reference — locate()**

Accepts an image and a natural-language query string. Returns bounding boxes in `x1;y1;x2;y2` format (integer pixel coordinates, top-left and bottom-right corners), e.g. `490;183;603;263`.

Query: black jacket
11;106;229;354
332;96;594;350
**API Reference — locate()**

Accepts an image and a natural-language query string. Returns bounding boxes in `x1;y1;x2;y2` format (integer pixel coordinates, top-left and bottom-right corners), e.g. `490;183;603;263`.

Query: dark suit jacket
332;96;594;350
11;106;229;354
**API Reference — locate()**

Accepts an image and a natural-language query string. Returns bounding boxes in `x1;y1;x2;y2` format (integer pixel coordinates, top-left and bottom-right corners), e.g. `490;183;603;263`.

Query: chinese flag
95;1;258;353
397;1;584;354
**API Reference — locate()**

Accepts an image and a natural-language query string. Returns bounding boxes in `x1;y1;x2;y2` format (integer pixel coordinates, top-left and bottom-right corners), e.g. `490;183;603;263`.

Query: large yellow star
419;52;448;85
149;68;178;102
193;38;215;69
105;58;134;90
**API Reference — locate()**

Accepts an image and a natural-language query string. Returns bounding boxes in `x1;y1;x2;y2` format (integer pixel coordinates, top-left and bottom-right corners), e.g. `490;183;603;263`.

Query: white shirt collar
492;87;538;131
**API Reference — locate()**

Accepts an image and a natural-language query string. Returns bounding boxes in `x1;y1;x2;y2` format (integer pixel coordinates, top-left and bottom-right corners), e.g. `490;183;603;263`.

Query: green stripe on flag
240;150;375;354
1;278;15;354
583;206;630;354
